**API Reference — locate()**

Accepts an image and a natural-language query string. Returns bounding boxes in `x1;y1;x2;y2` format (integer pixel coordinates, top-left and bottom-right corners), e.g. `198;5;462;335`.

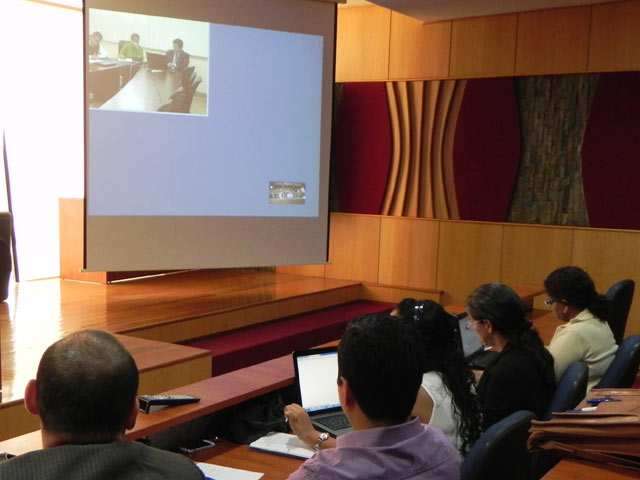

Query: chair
605;279;635;344
530;362;588;479
158;88;186;113
461;410;536;480
182;66;195;86
118;39;128;55
543;362;588;421
595;334;640;388
182;76;202;114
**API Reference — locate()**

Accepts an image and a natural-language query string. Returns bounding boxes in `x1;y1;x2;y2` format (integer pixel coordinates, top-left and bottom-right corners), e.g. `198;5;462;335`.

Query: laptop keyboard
315;414;352;431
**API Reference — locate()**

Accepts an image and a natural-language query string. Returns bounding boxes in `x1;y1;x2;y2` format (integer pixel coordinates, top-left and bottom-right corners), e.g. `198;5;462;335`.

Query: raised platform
0;269;363;439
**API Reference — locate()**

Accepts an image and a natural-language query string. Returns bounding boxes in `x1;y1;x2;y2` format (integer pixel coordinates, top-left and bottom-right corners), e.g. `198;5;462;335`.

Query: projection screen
84;0;335;271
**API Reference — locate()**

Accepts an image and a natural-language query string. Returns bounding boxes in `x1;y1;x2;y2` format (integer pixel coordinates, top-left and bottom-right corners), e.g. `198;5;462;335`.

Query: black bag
220;392;290;444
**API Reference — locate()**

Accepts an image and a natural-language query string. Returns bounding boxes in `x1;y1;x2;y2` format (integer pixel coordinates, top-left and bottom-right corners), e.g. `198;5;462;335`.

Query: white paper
249;432;315;459
196;462;263;480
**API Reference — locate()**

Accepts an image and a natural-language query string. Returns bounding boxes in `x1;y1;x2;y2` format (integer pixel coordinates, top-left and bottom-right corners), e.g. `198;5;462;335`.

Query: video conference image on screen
87;9;209;115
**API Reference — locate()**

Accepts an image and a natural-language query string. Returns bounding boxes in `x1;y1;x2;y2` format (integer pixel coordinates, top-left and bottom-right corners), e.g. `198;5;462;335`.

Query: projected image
269;182;306;205
87;9;209;115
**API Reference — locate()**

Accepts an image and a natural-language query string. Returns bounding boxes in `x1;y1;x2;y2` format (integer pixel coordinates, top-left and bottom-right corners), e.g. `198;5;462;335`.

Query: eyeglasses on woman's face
544;298;566;307
465;319;485;330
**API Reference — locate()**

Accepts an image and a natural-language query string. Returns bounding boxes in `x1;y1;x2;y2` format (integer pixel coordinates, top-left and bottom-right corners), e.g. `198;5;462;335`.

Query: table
100;67;182;112
195;442;302;480
542;459;640;479
88;60;138;103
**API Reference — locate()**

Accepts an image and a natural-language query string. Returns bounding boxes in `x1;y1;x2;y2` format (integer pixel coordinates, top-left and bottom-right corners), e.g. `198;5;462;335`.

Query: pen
586;397;621;404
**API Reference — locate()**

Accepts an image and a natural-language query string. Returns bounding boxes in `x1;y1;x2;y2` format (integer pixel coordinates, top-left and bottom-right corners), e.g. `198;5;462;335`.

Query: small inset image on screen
269;181;306;205
87;9;209;116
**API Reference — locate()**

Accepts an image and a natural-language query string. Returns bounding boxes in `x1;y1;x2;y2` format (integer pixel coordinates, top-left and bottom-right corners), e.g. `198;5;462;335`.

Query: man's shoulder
0;442;204;480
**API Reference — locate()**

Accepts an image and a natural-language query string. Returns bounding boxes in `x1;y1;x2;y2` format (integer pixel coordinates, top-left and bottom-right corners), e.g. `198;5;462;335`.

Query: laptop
292;346;353;437
453;313;499;370
146;51;166;70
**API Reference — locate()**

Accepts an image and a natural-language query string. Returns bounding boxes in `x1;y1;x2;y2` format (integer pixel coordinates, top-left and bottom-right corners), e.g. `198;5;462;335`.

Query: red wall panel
452;78;521;222
333;83;391;214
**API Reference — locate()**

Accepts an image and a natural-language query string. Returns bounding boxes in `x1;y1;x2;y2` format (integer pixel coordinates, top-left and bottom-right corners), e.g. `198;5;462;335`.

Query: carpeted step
182;300;393;376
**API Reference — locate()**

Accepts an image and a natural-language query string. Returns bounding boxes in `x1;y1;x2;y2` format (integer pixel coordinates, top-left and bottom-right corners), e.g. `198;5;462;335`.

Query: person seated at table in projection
466;283;555;430
544;265;618;391
284;313;460;480
88;31;107;58
165;38;190;72
0;330;205;479
119;33;144;61
391;298;482;457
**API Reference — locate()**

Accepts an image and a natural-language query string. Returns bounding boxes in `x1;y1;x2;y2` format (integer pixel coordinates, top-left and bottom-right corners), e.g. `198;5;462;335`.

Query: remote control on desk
138;394;200;413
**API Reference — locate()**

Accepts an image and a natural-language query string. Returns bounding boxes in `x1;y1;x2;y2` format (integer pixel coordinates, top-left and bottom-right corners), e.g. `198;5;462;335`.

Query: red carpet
182;300;394;376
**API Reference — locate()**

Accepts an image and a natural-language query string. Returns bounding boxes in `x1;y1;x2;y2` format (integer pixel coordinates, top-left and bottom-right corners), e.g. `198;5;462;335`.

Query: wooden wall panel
361;283;442;304
388;13;451;80
515;6;590;75
378;217;439;289
324;214;380;283
436;221;503;305
500;225;573;309
59;198;107;283
589;0;640;72
572;228;640;336
450;14;517;78
276;265;325;277
335;6;391;82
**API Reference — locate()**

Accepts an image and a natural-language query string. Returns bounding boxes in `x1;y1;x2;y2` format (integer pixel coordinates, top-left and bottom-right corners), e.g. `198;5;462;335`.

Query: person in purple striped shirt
285;313;460;480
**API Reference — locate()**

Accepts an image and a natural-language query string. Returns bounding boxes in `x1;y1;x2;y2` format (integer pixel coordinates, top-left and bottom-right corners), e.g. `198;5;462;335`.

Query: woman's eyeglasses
465;319;484;330
544;298;565;306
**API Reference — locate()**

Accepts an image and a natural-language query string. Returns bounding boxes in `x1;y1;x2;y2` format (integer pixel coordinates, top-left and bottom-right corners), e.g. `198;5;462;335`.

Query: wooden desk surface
195;442;302;480
543;459;640;479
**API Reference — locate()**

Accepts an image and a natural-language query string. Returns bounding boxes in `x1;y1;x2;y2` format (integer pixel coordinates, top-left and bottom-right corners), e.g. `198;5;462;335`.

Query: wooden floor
0;269;361;405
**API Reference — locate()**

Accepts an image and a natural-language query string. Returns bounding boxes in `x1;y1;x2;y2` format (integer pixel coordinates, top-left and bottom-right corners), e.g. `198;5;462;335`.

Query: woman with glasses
544;266;618;391
466;283;555;430
392;299;482;456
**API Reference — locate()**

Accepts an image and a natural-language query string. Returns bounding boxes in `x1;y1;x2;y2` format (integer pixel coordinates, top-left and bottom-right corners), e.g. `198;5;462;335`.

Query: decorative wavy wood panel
381;80;466;219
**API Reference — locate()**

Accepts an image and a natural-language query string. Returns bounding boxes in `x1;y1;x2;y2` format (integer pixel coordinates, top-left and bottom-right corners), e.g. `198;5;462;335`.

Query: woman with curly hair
393;298;482;456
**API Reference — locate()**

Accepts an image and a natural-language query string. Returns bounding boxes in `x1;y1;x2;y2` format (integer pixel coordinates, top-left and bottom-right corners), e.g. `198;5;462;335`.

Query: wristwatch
313;432;330;451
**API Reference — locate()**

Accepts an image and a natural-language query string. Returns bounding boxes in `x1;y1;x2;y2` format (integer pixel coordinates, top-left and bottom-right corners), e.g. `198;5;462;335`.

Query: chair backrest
461;410;537;480
118;39;128;54
605;279;635;344
183;76;202;113
182;66;195;86
543;362;588;421
596;334;640;388
157;88;185;113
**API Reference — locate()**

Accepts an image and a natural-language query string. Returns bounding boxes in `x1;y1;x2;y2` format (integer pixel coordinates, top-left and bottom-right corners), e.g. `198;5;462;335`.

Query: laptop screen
458;314;485;357
294;348;340;413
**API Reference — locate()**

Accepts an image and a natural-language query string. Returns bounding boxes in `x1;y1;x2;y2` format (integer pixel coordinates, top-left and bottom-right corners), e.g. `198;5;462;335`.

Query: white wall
1;1;84;280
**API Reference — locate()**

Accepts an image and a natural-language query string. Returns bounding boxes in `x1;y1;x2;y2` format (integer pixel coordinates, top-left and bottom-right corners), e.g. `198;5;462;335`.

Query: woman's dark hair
544;266;609;321
466;283;555;388
396;298;482;455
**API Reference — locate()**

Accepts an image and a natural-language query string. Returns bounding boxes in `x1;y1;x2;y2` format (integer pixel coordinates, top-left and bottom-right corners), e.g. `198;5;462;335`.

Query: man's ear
125;399;138;431
338;376;356;409
24;379;38;415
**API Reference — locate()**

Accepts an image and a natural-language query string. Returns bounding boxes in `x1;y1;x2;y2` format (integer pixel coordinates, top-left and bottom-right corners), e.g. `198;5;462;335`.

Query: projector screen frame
82;0;337;271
